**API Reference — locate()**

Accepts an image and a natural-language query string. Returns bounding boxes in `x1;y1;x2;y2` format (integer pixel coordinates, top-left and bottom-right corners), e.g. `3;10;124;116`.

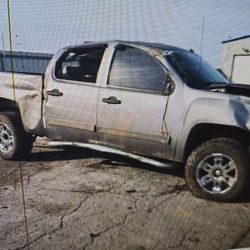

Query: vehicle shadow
25;145;184;178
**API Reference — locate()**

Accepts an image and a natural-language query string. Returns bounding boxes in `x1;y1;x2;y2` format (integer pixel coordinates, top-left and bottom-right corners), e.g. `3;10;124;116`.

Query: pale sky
0;0;250;67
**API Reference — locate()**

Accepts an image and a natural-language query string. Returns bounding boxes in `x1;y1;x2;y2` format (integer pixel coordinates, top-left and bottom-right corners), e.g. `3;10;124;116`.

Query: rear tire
185;138;249;202
0;112;34;160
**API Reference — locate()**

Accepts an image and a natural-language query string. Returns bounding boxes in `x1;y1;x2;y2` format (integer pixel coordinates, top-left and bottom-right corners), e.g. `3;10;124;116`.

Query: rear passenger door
44;44;106;142
97;45;172;159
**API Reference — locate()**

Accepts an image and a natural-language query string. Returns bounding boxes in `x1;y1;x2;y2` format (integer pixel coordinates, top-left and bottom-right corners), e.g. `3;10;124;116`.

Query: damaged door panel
43;45;107;142
0;72;43;134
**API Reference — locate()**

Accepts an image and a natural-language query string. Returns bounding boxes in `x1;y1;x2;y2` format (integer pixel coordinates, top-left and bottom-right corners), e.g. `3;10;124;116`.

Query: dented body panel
0;72;44;134
0;41;250;164
174;86;250;161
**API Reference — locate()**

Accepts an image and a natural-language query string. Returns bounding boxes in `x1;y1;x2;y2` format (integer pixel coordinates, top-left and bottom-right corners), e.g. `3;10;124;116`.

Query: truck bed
0;72;44;134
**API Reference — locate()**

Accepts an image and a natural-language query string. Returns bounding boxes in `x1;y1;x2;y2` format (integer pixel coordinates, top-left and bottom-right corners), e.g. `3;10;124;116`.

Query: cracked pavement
0;138;250;250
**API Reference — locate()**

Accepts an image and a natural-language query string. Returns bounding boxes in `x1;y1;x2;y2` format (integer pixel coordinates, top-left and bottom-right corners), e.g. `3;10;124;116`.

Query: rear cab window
55;46;106;84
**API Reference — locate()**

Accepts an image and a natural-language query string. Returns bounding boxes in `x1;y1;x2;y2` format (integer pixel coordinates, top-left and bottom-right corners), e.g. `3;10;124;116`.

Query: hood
224;83;250;97
207;83;250;98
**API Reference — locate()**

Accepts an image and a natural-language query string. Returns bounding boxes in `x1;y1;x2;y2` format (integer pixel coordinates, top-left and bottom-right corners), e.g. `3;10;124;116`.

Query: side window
55;47;105;83
108;47;167;92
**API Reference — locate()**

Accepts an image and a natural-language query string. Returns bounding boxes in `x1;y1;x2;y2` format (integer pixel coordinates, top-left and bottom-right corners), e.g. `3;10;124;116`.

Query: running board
48;141;176;169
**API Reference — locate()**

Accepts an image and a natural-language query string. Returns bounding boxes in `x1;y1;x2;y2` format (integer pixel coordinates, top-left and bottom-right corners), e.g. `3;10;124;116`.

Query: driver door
97;45;172;159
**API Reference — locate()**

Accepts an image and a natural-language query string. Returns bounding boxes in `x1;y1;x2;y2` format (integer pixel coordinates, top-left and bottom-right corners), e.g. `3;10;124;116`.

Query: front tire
0;112;34;160
185;138;249;202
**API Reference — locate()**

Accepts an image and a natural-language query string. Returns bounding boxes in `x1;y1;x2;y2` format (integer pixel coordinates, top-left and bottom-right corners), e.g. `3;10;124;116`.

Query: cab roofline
63;40;186;54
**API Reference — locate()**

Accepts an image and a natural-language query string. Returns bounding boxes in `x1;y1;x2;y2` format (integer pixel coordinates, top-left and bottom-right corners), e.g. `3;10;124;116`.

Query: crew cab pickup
0;41;249;201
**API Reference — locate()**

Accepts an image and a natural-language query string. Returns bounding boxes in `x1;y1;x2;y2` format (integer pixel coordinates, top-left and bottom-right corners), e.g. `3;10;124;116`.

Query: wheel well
0;98;19;113
184;123;250;161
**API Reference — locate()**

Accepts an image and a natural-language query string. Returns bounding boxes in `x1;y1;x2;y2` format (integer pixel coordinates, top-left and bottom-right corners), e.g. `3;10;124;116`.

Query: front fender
174;96;250;162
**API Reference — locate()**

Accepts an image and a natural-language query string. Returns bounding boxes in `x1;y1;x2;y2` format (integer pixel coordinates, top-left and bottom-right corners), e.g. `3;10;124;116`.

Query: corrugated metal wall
0;51;53;74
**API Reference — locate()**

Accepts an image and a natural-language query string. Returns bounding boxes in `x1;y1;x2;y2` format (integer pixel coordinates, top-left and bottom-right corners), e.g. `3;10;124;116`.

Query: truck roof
66;40;186;54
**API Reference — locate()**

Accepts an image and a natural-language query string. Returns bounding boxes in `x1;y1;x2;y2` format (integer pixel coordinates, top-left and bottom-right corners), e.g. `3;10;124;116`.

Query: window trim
107;45;169;94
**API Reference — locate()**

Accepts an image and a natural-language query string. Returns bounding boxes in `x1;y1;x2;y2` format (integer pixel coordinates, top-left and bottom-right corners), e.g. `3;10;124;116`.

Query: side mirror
163;74;175;95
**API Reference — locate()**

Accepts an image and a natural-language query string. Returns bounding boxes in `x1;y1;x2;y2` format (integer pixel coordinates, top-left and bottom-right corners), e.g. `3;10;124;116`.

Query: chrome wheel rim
0;122;14;153
196;153;238;194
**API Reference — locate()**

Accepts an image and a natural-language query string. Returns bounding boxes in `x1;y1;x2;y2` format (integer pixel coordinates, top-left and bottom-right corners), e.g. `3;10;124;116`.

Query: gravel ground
0;138;250;250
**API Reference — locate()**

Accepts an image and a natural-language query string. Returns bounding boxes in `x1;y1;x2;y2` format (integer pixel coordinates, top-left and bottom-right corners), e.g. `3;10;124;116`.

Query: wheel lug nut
215;170;221;176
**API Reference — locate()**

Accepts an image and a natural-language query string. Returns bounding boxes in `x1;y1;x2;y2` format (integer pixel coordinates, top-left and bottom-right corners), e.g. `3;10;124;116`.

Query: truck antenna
199;14;205;76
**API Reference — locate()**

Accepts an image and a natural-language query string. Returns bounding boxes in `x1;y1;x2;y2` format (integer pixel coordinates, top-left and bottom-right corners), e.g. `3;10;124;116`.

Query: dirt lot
0;139;250;250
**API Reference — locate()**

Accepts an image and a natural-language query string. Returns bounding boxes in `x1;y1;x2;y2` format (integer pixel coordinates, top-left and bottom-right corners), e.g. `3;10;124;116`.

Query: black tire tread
0;112;33;160
185;137;249;202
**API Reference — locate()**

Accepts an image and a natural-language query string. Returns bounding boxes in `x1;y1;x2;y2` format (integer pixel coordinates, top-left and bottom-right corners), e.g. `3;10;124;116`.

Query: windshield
164;50;228;88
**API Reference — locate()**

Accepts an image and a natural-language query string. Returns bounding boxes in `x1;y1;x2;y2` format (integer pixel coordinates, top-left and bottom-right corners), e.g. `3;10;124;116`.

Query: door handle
47;89;63;97
102;96;121;105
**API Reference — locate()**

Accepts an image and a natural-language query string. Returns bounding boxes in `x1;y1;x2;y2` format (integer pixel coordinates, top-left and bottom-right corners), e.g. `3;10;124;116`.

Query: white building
221;35;250;84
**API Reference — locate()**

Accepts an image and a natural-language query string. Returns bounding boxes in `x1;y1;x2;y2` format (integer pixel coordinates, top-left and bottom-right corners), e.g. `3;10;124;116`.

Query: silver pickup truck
0;41;249;201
